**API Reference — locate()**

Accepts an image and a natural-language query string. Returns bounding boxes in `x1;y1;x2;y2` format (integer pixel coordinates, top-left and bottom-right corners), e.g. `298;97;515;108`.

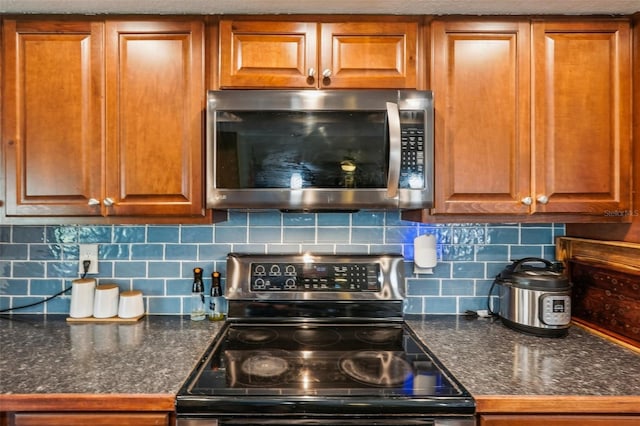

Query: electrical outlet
78;244;99;274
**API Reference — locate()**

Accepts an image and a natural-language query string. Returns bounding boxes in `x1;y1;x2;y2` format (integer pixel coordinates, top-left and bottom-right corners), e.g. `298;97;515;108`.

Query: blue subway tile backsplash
0;213;565;316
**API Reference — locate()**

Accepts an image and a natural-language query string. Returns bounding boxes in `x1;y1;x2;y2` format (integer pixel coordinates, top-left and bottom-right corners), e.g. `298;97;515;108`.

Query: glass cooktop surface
184;323;466;398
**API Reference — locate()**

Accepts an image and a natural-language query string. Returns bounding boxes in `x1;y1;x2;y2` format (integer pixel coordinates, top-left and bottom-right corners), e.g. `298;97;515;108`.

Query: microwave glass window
216;111;388;189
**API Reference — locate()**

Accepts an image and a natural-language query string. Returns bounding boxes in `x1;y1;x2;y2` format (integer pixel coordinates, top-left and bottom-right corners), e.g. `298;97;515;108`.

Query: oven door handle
386;101;401;200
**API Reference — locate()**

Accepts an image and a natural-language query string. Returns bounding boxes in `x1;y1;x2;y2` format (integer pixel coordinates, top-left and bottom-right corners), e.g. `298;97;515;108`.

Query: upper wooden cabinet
104;20;205;218
2;19;104;217
565;13;640;240
219;19;418;89
427;18;632;221
2;18;207;221
532;20;631;215
430;20;532;215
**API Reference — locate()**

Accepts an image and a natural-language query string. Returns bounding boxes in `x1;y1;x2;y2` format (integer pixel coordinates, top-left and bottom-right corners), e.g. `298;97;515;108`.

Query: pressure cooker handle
512;257;556;272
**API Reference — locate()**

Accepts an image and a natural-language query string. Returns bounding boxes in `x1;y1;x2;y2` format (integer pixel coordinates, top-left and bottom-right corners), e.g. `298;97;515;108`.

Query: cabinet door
431;20;531;214
105;20;205;217
2;20;104;217
532;20;632;214
12;412;169;426
319;22;417;88
219;20;317;88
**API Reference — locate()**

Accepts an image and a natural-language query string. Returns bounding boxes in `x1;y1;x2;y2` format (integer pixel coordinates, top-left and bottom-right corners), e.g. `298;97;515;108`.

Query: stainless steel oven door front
178;417;476;426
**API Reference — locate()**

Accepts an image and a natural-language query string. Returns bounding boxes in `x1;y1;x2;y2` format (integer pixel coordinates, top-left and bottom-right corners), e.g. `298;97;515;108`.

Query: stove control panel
250;262;381;292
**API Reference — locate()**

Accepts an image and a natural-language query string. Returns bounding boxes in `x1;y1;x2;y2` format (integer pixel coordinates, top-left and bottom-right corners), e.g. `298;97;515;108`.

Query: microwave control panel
250;262;381;292
399;110;426;189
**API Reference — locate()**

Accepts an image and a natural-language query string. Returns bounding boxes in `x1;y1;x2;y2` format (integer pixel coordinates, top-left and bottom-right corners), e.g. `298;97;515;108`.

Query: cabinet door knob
88;198;100;206
521;196;533;206
537;195;549;204
322;69;332;78
308;68;316;77
103;197;115;207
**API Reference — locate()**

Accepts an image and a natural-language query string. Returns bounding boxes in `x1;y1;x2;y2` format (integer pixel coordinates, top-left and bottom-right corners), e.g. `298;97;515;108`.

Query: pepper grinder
190;267;205;321
208;271;225;321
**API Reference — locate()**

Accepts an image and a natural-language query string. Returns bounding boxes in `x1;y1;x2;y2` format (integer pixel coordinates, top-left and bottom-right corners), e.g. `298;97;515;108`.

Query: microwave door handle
386;101;401;199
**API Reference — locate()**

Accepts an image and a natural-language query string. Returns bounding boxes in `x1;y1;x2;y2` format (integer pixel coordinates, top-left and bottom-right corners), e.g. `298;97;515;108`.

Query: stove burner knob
254;278;265;290
254;265;266;276
284;278;297;290
270;265;281;276
285;265;296;275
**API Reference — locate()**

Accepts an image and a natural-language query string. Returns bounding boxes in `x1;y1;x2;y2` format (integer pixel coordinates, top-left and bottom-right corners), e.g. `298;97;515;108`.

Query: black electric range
177;254;475;426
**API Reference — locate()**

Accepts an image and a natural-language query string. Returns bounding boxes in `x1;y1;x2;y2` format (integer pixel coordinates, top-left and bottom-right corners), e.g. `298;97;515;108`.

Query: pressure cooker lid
496;257;571;291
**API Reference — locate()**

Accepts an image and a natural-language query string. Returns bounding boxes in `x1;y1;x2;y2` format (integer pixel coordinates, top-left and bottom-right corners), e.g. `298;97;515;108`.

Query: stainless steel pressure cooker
493;257;572;337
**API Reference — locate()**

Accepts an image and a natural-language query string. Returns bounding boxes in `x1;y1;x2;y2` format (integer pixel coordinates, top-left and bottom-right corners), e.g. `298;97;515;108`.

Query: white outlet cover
78;244;99;274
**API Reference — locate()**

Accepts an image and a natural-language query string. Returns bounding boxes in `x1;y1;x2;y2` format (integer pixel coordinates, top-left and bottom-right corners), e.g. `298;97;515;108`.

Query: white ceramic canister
118;290;145;318
93;284;120;318
69;278;96;318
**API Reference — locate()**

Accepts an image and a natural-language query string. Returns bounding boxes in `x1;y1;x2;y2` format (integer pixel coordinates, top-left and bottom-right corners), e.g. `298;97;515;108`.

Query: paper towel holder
414;234;437;274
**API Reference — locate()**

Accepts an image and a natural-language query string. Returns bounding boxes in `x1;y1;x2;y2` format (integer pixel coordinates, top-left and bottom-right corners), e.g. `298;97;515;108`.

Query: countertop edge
4;393;640;415
0;393;175;412
475;395;640;414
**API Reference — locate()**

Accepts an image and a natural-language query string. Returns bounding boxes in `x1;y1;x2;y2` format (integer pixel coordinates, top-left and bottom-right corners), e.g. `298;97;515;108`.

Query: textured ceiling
1;0;639;15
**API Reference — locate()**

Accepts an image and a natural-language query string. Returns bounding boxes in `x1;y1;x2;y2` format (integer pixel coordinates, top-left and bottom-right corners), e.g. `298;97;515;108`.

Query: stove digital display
250;262;381;292
302;263;328;277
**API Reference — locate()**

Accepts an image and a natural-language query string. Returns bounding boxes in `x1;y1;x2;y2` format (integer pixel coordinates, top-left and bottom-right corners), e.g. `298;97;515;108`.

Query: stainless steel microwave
206;90;434;211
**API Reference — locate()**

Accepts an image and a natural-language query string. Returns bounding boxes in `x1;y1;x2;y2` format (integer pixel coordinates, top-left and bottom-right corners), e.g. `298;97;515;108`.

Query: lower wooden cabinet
6;412;170;426
480;414;640;425
476;395;640;426
0;394;175;426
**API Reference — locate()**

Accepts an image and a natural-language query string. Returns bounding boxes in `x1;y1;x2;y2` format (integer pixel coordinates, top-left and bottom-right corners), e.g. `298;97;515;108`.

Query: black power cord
487;278;499;316
464;276;500;319
0;260;91;313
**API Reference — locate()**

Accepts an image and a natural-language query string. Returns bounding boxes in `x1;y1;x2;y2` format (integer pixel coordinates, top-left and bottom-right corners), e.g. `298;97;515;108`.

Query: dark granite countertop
0;315;223;395
405;315;640;397
1;314;639;401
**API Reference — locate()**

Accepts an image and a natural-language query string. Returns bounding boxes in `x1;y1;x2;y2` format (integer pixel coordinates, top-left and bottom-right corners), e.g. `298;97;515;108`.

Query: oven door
178;417;475;426
205;89;433;211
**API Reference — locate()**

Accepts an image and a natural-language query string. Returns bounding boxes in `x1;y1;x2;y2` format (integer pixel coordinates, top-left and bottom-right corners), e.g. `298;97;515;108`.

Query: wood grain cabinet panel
319;22;417;89
430;20;531;214
2;18;207;221
564;14;640;241
105;20;205;217
219;19;417;89
2;20;104;217
11;412;169;426
532;20;632;215
219;20;317;88
427;18;632;220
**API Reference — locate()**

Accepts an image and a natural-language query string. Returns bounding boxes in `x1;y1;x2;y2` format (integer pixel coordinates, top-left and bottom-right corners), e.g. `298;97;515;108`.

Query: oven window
215;111;388;189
